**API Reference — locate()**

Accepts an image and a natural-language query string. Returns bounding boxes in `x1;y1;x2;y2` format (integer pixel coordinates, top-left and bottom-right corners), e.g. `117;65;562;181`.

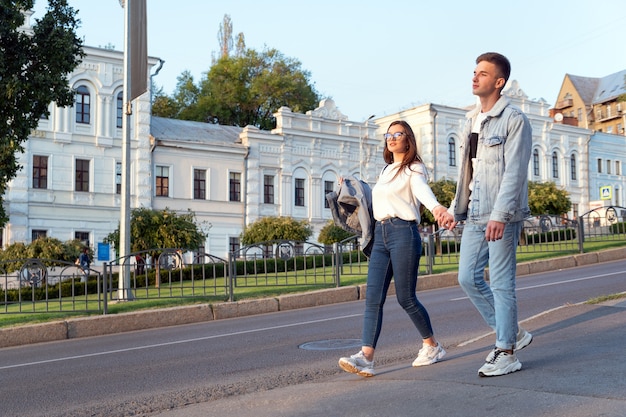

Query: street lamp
360;115;376;181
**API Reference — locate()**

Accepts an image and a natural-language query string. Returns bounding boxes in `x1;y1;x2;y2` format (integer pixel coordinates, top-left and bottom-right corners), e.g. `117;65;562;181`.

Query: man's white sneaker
516;328;533;351
412;343;446;367
338;351;375;377
478;349;522;377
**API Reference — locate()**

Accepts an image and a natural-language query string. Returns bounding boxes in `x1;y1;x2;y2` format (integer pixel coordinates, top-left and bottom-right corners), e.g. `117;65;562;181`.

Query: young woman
338;120;454;377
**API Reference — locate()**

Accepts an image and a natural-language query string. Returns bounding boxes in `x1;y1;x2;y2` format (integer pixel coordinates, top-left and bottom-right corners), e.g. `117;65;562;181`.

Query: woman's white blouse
372;162;441;222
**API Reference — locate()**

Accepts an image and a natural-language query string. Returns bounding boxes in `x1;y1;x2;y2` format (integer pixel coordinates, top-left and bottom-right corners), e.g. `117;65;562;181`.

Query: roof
567;74;600;105
593;69;626;103
150;116;243;145
566;70;626;105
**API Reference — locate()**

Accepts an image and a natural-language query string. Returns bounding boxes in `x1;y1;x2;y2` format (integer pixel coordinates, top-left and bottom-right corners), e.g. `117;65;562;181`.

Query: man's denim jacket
326;176;374;257
450;96;532;224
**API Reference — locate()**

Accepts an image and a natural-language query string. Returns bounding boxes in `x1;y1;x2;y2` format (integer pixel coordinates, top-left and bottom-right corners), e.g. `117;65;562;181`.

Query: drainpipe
430;105;438;180
149;59;165;112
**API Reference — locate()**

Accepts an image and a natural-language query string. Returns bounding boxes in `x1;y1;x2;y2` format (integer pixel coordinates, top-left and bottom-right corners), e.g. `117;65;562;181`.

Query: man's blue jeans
362;218;434;349
457;221;522;350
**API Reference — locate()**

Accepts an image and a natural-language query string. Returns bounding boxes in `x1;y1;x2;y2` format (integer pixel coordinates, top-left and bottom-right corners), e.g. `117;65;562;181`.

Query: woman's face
385;125;407;153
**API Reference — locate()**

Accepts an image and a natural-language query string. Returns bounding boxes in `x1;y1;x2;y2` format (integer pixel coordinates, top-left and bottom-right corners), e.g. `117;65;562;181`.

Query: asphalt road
0;260;624;417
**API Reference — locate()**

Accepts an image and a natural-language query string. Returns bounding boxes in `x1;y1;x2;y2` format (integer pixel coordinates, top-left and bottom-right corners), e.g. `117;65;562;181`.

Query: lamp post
360;115;376;181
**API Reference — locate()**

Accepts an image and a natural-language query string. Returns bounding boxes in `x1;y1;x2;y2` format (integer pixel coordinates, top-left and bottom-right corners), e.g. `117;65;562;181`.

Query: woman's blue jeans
457;221;522;350
362;218;434;349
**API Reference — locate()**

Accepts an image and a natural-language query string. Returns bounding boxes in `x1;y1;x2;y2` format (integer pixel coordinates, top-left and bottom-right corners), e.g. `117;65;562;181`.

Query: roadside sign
600;186;612;200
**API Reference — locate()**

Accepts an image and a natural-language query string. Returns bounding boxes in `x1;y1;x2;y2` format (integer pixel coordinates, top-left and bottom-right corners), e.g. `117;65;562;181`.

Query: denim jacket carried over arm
326;176;374;257
450;96;532;224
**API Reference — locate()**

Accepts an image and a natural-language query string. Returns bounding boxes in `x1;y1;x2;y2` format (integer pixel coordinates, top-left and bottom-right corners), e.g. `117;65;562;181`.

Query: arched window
75;86;91;124
552;152;559;179
570;154;577;181
532;149;540;176
448;137;456;166
116;91;124;128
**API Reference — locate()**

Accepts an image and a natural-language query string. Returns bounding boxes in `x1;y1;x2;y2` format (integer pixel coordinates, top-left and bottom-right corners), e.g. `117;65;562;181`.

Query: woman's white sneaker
412;343;446;367
338;351;375;377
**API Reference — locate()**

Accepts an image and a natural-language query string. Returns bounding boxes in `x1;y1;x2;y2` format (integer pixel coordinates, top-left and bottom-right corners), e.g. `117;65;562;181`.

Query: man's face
472;60;504;98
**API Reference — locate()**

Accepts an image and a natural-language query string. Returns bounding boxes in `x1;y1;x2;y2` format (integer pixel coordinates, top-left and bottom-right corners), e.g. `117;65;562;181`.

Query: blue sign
600;186;612;200
97;242;110;261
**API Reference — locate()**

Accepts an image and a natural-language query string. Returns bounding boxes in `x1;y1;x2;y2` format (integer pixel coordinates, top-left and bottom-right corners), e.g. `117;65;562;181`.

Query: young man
449;52;533;377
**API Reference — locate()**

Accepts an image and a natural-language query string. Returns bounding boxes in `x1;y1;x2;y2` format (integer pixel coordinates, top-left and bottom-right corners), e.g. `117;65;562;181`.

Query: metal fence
0;258;103;314
2;207;625;315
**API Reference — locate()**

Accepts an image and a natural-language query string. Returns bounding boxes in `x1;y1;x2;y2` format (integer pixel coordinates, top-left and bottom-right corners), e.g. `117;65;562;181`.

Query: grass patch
586;292;626;305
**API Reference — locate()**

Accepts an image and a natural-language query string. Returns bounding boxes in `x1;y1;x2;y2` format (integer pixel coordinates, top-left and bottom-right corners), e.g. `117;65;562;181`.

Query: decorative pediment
306;99;348;121
503;80;528;99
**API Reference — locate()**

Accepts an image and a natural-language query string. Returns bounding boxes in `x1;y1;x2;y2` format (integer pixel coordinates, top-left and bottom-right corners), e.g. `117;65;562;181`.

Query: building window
33;155;48;189
264;175;274;204
32;229;47;241
229;237;240;255
570;154;577;181
116;162;122;194
155;166;169;197
295;178;305;206
448;137;456;166
75;231;90;246
324;180;334;208
116;91;123;128
597;158;602;173
229;172;241;202
577;108;582;121
532;149;540;176
616;161;621;176
194;169;206;200
607;160;612;175
75;85;90;124
551;152;558;179
75;159;90;192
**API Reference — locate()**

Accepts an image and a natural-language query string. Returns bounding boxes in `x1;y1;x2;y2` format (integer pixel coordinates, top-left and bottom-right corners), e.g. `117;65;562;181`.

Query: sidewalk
153;298;626;417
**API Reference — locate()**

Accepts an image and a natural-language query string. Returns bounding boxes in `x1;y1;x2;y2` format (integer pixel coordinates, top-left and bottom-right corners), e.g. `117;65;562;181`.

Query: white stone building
4;43;625;262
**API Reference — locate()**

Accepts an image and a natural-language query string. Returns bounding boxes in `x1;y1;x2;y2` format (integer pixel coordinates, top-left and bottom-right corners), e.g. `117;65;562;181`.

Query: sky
32;0;626;123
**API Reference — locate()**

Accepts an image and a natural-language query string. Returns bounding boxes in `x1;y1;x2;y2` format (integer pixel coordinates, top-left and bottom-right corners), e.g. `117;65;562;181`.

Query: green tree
104;208;209;255
528;181;571;215
0;238;89;271
421;179;457;225
197;47;321;129
151;86;179;118
0;0;83;226
317;220;355;245
241;216;313;245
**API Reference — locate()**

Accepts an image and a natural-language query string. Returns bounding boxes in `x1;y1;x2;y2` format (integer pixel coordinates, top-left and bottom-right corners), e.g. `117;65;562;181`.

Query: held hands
432;205;456;230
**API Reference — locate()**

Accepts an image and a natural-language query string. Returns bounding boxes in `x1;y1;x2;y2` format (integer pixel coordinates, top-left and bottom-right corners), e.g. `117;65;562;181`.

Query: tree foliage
0;0;83;226
0;237;89;271
104;208;209;255
528;181;571;216
317;220;355;245
152;24;322;131
241;216;313;245
197;48;321;129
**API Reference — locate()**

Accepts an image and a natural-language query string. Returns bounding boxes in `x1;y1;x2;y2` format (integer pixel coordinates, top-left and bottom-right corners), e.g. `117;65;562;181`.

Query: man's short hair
476;52;511;83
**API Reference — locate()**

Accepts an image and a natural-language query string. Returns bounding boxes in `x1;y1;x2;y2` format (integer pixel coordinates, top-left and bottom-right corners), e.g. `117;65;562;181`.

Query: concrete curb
1;247;624;348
